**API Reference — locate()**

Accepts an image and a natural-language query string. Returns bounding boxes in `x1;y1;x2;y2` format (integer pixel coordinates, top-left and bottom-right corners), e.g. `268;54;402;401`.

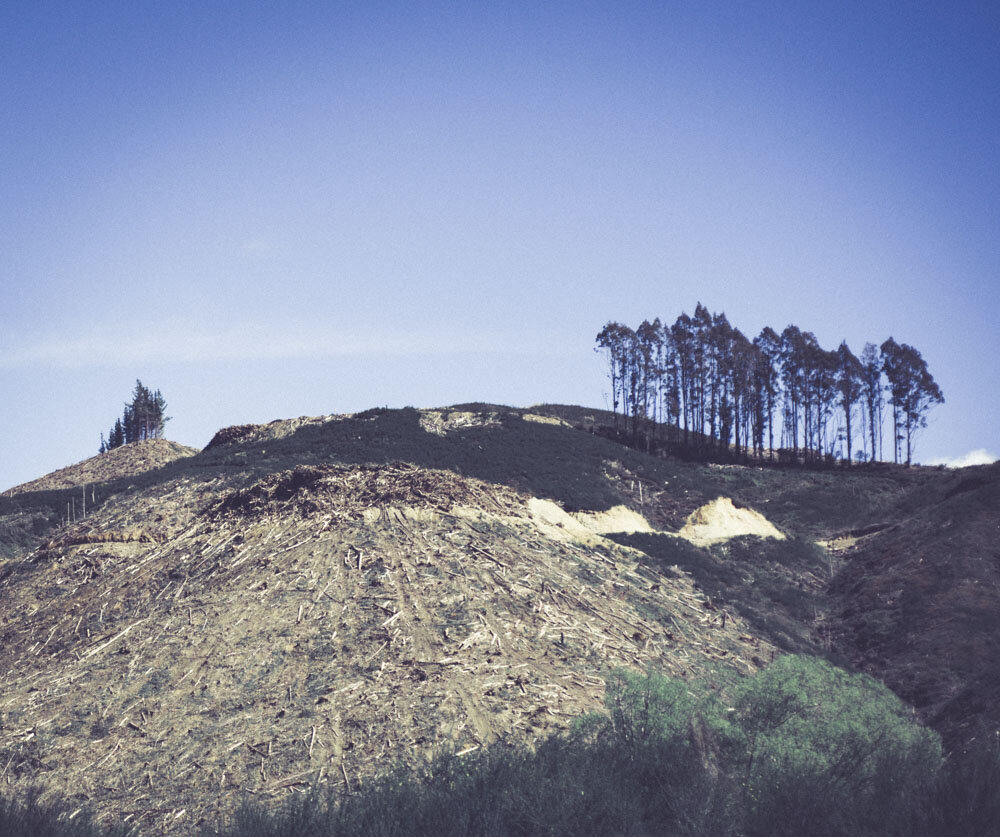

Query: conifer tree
99;381;169;453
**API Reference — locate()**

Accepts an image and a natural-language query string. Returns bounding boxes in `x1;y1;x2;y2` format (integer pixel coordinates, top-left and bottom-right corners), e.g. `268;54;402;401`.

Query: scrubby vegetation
187;656;993;836
0;786;132;836
3;656;998;836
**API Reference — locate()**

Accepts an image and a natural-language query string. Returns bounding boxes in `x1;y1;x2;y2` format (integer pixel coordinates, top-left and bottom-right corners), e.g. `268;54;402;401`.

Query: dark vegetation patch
0;787;133;837
0;505;59;559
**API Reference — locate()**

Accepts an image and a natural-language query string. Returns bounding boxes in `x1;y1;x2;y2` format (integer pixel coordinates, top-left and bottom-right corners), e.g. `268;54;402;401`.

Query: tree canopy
99;380;169;453
595;305;943;466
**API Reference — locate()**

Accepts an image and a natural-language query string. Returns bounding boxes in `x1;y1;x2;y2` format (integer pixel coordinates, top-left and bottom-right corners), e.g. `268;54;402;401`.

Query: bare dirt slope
0;458;772;835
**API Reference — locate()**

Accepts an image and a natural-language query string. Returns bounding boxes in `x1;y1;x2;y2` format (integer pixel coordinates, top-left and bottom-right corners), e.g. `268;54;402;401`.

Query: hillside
0;440;199;563
830;461;1000;748
6;439;198;495
0;405;995;833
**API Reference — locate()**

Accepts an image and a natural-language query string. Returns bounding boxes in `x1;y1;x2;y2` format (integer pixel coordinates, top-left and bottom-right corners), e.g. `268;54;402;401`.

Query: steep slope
830;462;1000;748
0;440;198;561
0;453;773;834
6;439;198;494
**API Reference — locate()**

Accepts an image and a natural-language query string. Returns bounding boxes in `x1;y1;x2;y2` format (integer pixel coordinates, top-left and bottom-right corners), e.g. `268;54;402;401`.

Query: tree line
595;304;943;466
99;380;169;453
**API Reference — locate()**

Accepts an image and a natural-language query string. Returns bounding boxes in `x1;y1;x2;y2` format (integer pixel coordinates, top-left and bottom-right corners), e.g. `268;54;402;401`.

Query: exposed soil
572;505;654;536
676;496;786;546
417;409;503;436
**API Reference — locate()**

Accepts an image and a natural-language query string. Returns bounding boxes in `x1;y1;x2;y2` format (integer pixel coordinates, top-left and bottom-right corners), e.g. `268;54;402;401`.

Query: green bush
583;656;943;836
194;657;992;836
596;668;700;750
720;655;942;835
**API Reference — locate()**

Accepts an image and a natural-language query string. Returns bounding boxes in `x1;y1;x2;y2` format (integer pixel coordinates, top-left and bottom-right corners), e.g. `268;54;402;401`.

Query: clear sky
2;1;998;488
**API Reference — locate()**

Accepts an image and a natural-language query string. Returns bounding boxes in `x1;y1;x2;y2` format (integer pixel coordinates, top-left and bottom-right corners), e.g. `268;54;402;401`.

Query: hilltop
0;404;996;833
6;440;198;495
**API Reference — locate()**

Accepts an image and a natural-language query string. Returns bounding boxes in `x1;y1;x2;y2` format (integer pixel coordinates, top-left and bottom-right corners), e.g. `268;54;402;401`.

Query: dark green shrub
582;656;943;836
927;731;1000;836
597;668;700;750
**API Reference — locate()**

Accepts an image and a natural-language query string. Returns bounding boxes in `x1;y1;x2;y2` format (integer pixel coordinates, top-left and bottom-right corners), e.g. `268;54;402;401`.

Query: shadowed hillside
830;461;1000;748
0;441;198;560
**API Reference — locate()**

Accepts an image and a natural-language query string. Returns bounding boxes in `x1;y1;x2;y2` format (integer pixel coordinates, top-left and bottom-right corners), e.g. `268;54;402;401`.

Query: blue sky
2;1;998;488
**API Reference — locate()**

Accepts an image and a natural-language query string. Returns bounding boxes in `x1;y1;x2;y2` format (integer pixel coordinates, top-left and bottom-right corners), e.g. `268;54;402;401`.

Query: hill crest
6;439;198;495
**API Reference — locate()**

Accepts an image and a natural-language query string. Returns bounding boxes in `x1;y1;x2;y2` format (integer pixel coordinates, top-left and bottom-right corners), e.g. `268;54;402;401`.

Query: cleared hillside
0;441;198;561
830;462;1000;748
1;404;993;833
0;455;771;834
6;440;198;494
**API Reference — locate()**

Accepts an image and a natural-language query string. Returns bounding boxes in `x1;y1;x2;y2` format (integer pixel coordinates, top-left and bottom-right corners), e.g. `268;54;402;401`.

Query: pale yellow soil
572;505;655;536
522;413;572;428
676;496;786;546
418;409;502;436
